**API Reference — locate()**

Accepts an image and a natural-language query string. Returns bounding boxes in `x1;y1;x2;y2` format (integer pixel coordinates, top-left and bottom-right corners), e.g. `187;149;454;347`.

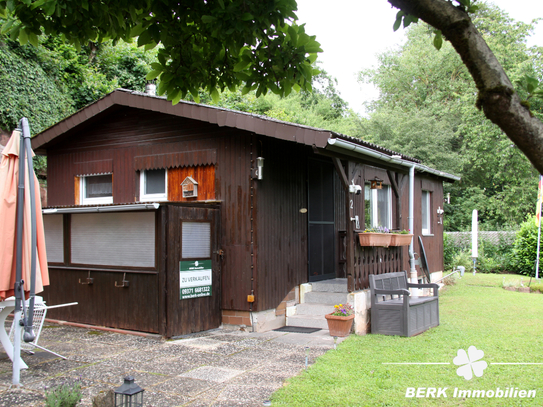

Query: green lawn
271;274;543;406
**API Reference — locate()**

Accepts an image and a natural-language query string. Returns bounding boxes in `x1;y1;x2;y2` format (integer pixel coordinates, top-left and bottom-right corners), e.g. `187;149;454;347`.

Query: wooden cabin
32;89;458;337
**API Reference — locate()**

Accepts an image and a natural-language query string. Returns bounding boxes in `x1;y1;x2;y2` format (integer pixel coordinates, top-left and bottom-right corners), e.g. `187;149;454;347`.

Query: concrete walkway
0;322;345;406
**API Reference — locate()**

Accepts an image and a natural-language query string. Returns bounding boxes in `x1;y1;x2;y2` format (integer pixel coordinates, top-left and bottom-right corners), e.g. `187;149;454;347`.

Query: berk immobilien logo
383;346;540;399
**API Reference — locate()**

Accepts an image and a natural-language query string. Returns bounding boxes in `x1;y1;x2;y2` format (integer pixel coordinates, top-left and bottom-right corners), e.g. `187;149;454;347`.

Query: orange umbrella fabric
0;130;49;301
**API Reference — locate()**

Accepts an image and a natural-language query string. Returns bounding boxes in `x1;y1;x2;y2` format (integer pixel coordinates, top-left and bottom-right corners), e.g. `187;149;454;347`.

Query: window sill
81;197;113;205
140;195;168;202
422;234;434;237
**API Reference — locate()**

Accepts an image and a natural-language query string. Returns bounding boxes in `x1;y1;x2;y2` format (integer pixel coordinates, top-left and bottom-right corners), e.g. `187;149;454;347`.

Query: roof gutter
327;138;460;181
43;203;160;214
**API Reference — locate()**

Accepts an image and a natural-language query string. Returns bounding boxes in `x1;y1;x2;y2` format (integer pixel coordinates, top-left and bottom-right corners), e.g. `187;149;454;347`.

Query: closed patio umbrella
0;118;49;385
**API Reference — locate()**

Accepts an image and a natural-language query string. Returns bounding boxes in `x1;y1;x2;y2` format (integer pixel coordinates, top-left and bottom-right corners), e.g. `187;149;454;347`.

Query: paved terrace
0;322;343;406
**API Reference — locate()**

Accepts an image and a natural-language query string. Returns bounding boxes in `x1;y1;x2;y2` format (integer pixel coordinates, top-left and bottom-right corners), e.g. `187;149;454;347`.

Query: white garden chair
1;296;77;360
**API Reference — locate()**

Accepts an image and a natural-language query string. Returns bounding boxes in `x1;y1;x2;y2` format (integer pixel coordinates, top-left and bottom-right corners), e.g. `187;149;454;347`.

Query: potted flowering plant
325;303;354;337
358;227;413;247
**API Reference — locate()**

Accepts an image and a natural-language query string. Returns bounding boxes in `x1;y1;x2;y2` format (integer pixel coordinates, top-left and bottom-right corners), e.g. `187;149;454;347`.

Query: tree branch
388;0;543;174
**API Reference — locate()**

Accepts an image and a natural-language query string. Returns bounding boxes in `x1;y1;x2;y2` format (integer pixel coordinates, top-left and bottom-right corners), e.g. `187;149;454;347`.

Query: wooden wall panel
254;140;308;312
42;268;160;333
168;165;216;202
216;133;253;312
46;108;229;206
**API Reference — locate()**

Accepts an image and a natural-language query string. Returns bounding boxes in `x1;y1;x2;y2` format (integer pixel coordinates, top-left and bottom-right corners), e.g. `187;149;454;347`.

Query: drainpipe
408;164;417;284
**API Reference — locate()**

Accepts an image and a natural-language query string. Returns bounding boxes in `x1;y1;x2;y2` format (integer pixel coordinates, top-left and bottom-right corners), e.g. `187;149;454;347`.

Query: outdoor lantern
114;376;144;407
370;177;383;189
255;157;265;180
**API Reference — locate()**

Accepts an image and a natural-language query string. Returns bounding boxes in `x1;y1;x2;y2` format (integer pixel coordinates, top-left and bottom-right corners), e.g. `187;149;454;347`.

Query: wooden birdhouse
370;177;383;190
181;176;198;198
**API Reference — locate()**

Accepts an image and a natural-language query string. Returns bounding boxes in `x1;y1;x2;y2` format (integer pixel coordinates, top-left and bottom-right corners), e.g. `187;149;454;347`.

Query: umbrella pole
13;123;26;386
21;118;36;343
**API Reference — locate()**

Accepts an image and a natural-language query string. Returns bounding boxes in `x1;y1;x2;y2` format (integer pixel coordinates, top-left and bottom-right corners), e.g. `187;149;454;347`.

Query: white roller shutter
71;212;155;267
43;214;64;263
182;222;211;259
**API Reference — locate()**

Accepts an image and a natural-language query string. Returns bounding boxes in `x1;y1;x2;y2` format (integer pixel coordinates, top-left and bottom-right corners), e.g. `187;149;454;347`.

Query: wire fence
445;231;517;250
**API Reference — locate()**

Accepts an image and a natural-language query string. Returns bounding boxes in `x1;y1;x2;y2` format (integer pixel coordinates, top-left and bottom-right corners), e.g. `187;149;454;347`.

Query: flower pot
390;234;413;246
357;233;392;247
325;313;355;337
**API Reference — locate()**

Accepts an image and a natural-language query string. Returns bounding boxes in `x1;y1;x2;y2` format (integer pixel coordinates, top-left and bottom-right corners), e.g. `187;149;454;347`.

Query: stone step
303;291;349;305
286;314;329;330
295;303;336;316
310;278;348;293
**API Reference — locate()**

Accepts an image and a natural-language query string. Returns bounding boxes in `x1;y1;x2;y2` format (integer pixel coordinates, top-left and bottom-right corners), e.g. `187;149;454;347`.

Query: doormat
273;326;321;334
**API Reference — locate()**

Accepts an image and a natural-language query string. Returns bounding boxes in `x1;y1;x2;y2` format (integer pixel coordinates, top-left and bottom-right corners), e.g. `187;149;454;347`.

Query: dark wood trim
49;265;158;275
346;161;355;292
387;170;401;230
332;157;349;190
387;170;400;198
158;205;168;336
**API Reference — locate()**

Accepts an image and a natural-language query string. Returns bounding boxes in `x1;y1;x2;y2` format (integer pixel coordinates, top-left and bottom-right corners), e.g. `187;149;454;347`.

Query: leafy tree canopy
387;0;543;179
0;0;321;103
361;3;542;230
195;69;363;136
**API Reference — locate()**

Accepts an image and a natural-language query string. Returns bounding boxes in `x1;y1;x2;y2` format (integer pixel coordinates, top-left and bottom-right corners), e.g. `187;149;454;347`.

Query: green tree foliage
0;38;73;134
512;216;543;277
360;3;542;230
197;70;363;136
0;32;155;132
0;0;321;103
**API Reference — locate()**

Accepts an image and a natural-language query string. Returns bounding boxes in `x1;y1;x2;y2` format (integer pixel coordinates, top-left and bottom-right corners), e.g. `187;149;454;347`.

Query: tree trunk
388;0;543;174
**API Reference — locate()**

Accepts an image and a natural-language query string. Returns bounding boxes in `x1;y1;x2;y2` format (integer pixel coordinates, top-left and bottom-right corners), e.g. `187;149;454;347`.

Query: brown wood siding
45;109;256;313
417;176;445;274
42;268;160;333
254;140;308;312
334;169;346;278
168;165;216;202
217;133;253;311
46;108;232;206
135;149;216;170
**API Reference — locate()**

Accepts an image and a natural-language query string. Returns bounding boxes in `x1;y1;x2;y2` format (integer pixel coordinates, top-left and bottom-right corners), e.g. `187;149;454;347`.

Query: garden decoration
325;303;354;337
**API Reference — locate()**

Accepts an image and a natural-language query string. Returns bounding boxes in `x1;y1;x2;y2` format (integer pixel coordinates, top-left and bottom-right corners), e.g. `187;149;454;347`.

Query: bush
443;233;455;270
451;250;474;273
45;381;82;407
512;216;543;277
445;231;516;273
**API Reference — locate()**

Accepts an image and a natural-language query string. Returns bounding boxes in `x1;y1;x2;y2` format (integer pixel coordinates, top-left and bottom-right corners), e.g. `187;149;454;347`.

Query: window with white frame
81;174;113;205
364;183;392;229
422;190;431;235
140;169;167;201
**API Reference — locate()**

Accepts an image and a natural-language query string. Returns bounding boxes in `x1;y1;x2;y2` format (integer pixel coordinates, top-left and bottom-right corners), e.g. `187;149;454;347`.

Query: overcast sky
295;0;543;115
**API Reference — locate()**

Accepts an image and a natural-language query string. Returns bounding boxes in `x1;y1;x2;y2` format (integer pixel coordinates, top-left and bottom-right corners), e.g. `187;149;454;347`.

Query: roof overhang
324;137;460;182
43;203;160;214
32;89;460;183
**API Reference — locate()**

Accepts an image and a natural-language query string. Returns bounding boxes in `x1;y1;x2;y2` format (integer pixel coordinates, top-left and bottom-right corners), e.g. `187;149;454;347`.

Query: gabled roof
31;88;459;181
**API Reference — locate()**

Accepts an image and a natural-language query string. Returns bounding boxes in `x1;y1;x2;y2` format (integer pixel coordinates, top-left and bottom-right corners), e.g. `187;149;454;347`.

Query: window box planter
357;233;392;247
325;313;355;337
390;234;413;246
357;233;413;247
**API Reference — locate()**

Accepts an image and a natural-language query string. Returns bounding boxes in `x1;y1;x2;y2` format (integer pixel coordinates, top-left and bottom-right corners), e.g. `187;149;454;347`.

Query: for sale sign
179;260;212;299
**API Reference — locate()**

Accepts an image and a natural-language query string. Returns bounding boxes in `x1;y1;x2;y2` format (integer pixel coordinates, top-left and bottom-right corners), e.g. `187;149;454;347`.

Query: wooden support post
332;157;355;292
387;170;401;230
